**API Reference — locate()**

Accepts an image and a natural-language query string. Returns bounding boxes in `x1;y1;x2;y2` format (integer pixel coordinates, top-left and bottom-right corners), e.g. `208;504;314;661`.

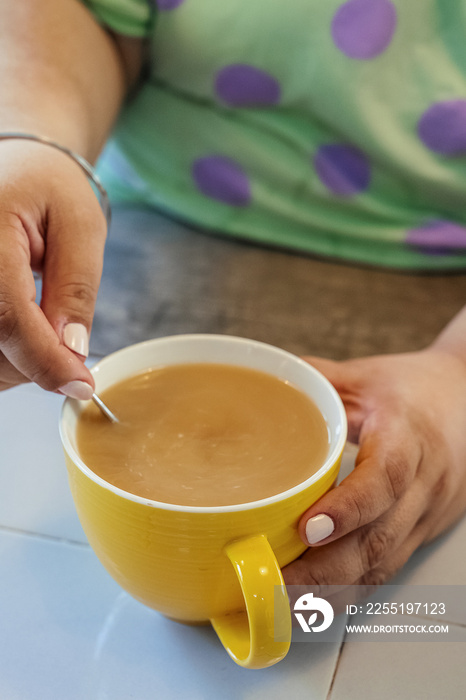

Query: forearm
0;0;132;162
430;305;466;363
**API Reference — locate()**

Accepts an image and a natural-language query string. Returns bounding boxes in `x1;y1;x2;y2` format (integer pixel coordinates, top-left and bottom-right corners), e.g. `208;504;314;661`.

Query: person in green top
92;0;466;270
0;0;466;593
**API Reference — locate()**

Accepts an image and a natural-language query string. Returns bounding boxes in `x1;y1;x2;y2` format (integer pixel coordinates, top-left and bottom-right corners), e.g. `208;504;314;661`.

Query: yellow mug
60;335;347;669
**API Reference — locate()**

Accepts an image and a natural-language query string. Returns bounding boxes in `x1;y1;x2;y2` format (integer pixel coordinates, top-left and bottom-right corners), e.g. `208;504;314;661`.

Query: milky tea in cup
76;362;331;507
60;335;347;669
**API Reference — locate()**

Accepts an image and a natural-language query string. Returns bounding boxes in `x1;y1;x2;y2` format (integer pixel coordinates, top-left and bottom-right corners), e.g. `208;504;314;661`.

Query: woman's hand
0;140;107;397
282;346;466;590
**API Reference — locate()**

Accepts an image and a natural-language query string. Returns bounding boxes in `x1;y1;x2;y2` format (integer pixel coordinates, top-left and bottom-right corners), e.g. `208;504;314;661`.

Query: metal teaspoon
91;393;119;423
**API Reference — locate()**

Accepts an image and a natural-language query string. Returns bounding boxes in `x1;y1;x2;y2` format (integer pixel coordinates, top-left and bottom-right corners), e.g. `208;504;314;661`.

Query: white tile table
1;380;465;699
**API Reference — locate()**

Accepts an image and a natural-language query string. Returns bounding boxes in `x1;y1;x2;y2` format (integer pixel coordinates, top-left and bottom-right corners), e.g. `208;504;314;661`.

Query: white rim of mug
60;334;348;513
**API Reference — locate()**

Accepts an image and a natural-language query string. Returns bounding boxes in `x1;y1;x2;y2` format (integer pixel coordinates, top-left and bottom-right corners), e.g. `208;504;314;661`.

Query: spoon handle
92;393;119;423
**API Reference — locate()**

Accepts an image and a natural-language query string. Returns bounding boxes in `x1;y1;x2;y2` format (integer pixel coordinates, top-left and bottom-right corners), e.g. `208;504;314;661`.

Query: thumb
302;355;366;444
302;355;359;404
301;355;346;390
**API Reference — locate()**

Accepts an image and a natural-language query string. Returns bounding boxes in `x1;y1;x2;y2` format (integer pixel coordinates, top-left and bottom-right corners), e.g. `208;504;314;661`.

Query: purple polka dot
418;100;466;156
406;220;466;255
192;156;251;206
332;0;397;59
314;144;371;196
215;64;281;107
155;0;185;10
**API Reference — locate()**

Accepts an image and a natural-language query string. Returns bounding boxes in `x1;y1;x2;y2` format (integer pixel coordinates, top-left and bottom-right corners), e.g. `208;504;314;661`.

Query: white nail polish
305;514;335;545
59;380;93;400
63;323;89;357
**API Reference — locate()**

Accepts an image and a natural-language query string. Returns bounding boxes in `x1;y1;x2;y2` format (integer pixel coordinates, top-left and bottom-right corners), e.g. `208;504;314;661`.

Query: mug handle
210;534;291;669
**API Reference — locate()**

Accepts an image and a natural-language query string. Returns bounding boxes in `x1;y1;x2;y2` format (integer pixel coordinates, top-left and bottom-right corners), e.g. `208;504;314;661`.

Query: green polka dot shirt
83;0;466;269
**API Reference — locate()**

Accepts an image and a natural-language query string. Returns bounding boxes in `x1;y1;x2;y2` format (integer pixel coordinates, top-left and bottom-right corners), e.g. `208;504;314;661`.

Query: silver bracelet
0;132;111;227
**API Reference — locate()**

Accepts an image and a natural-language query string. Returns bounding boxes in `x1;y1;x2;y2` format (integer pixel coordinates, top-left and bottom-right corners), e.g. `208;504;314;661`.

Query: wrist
0;133;110;227
425;341;466;375
426;306;466;369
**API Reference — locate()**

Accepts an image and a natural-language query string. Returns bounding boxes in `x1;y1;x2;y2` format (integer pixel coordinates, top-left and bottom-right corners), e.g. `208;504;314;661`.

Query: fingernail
305;514;335;545
59;380;93;400
63;323;89;357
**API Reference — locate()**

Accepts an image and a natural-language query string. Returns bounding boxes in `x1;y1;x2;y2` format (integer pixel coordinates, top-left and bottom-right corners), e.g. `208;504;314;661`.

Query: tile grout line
323;611;466;699
0;524;90;549
326;618;349;700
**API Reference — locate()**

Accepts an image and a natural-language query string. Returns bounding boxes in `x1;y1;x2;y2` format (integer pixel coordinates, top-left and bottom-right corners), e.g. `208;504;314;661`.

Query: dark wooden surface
89;205;466;360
